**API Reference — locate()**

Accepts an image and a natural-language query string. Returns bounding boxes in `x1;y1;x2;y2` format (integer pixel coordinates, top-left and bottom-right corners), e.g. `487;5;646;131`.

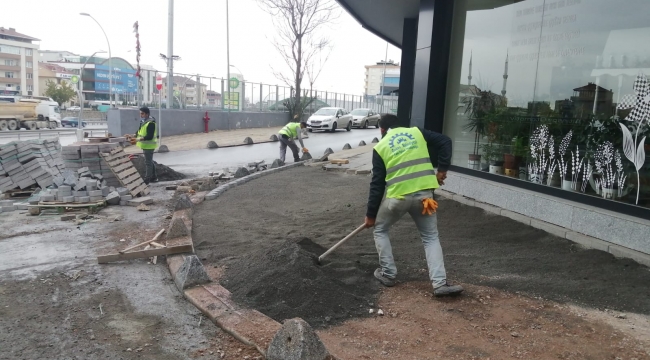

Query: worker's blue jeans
373;190;447;289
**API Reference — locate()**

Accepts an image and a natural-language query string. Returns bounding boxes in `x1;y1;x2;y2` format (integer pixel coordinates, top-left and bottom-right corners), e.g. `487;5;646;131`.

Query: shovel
317;223;366;264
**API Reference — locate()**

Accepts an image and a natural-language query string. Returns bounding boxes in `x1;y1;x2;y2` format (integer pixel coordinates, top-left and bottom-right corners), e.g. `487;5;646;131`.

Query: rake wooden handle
318;224;366;263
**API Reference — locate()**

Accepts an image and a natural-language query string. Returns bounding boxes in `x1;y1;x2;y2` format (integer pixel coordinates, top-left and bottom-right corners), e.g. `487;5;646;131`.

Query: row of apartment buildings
1;27;221;108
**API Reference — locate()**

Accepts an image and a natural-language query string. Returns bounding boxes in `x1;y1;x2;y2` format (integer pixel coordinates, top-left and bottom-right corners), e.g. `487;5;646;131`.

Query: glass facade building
338;0;650;258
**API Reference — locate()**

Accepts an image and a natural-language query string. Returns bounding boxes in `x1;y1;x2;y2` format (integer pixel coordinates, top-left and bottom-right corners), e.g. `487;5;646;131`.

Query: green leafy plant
462;87;506;156
44;80;77;106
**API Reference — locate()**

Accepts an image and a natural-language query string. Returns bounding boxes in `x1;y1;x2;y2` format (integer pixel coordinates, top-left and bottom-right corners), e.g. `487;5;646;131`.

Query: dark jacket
366;127;452;218
138;118;156;141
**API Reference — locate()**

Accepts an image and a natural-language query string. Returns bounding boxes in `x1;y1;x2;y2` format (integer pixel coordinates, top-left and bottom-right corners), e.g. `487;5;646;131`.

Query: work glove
302;147;309;153
422;198;438;216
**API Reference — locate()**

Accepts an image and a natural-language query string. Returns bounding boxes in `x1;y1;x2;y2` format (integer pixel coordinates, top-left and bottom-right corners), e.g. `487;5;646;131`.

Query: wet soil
193;166;650;327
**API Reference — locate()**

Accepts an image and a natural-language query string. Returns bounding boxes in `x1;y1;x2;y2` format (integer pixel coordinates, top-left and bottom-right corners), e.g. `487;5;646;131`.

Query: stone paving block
88;190;103;197
127;197;153;206
62;196;75;203
105;191;120;205
271;159;285;168
234;167;250;178
121;195;133;201
89;196;103;202
40;195;55;202
116;187;129;196
167;217;189;239
267;318;330;360
173;255;210;291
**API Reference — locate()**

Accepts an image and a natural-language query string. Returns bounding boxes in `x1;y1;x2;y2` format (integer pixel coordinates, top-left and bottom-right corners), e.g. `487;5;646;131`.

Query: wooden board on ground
97;244;193;264
329;159;350;164
5;188;35;198
30;200;106;214
100;149;148;197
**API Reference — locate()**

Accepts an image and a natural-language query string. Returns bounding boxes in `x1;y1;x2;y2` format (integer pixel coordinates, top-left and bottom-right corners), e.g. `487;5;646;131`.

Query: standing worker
278;119;308;163
133;106;158;184
364;114;463;297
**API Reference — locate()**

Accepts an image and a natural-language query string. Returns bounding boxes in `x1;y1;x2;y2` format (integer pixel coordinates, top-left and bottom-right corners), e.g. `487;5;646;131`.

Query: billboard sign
94;65;139;94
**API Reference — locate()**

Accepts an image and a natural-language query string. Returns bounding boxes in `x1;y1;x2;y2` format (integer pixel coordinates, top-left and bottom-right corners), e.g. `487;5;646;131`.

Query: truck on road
0;99;62;131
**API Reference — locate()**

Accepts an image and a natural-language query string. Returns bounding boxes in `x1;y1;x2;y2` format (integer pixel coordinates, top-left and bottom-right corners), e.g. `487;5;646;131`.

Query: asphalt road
154;127;380;177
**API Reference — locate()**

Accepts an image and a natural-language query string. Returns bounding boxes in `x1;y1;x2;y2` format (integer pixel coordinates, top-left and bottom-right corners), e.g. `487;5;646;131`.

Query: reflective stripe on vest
136;120;158;150
279;122;300;138
374;127;439;199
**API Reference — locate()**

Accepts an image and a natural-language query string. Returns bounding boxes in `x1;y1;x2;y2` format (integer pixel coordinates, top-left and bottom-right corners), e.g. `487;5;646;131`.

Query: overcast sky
1;0;401;95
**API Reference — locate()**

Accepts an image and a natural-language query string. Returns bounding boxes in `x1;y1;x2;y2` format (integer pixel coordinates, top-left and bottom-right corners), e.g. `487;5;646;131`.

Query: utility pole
166;0;174;109
226;0;231;114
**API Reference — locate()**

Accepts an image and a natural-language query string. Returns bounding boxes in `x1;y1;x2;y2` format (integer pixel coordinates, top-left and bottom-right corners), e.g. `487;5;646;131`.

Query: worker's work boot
374;268;396;287
433;282;464;297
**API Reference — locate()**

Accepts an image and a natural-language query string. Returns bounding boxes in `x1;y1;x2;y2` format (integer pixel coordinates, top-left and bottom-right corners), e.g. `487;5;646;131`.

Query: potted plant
481;143;504;175
504;136;527;178
462;88;504;170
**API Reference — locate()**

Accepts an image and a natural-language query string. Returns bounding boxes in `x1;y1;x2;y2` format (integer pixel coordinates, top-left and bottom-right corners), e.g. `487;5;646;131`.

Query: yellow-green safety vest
136;120;158;150
374;127;439;199
279;122;301;139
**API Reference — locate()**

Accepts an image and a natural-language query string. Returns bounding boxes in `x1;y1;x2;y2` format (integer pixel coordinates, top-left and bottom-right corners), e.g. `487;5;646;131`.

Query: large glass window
445;0;650;209
0;45;20;55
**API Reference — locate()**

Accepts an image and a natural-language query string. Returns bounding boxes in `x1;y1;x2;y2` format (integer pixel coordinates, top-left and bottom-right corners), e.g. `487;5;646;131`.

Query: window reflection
445;0;650;208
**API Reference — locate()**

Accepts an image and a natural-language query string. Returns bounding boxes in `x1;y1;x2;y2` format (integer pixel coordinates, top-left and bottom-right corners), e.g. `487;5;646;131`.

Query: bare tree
257;0;338;119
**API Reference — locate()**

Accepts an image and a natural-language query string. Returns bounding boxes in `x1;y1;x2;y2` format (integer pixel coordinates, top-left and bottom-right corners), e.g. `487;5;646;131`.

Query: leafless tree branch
257;0;339;117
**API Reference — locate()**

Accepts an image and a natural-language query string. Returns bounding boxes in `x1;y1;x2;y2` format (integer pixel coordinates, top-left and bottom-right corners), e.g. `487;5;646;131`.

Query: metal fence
144;71;398;115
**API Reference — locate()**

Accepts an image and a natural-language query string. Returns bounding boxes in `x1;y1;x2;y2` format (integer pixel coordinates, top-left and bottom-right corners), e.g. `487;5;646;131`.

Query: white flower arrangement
528;125;550;184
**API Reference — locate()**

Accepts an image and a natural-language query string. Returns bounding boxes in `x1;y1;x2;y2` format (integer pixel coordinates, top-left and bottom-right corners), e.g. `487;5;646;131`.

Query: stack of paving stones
61;143;121;188
0;139;64;193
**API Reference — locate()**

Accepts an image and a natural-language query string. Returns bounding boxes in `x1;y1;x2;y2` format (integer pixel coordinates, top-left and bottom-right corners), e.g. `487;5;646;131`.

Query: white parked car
351;108;380;129
68;106;81;111
306;107;353;132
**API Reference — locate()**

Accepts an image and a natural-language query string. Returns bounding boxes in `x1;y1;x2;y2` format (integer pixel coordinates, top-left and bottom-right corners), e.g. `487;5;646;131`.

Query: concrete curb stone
205;161;304;201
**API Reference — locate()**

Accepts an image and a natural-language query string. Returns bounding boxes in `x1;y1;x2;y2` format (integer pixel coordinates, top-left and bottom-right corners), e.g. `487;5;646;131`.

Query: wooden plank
132;183;148;196
119;229;165;253
116;167;138;180
113;162;133;173
330;159;350;164
102;152;129;162
31;200;105;209
142;187;151;196
97;244;193;264
128;180;145;191
108;156;131;167
109;148;123;156
123;173;142;187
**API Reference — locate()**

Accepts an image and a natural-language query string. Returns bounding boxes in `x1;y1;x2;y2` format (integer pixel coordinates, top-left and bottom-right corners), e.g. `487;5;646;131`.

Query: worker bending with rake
364;113;463;297
278;118;308;163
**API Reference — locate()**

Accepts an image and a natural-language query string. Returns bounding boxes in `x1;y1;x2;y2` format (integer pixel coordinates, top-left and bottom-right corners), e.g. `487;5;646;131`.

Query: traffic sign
70;75;79;84
156;74;163;91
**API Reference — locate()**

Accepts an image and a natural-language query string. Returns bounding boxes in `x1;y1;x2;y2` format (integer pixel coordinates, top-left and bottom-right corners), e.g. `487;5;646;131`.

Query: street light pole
78;50;106;132
226;0;231;114
80;13;112;107
167;0;174;109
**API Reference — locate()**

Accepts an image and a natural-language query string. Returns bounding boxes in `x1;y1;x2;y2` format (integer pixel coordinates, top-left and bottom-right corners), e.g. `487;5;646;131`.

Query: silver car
306;107;354;132
351;108;380;129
